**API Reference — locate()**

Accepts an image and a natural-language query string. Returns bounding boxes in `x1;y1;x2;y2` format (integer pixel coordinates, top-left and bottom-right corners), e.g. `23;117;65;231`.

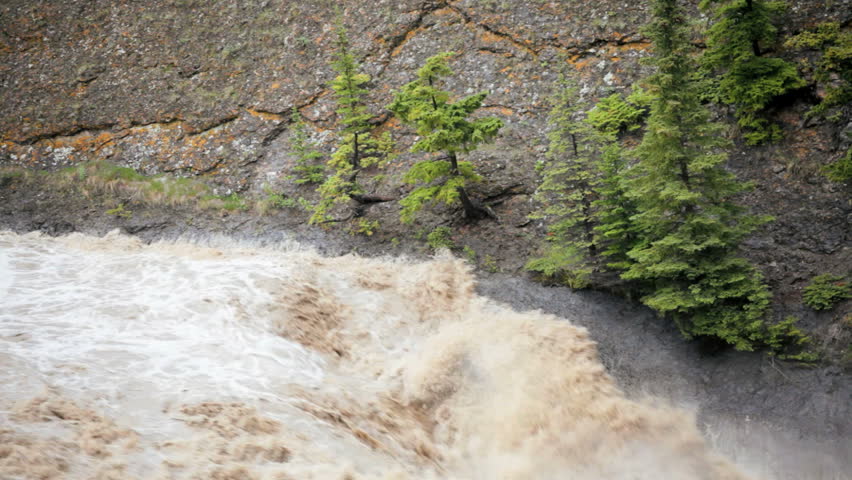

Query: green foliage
398;160;478;223
388;52;502;223
426;226;455;250
256;186;308;214
311;19;393;225
97;164;147;182
525;244;592;289
592;144;639;270
803;274;851;311
105;203;132;218
462;245;477;264
586;89;650;136
700;0;805;144
151;176;211;201
786;22;852;120
528;72;607;281
219;193;249;211
62;161;145;183
765;317;818;362
823;148;852;182
264;191;292;209
622;0;775;351
349;218;380;236
288;111;325;185
0;168;25;182
311;172;359;224
483;254;501;273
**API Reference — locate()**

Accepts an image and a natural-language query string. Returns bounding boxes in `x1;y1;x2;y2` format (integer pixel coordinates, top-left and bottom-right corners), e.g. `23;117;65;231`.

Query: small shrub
823;148;852;183
105;203;132;218
350;218;379;236
525;245;591;289
785;22;851;120
426;226;455;250
210;193;249;211
483;254;502;273
256;186;305;214
765;316;819;363
288;111;325;185
462;245;477;265
803;274;851;311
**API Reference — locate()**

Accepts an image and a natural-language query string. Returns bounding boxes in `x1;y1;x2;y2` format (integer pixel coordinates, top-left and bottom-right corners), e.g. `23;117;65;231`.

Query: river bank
1;172;849;479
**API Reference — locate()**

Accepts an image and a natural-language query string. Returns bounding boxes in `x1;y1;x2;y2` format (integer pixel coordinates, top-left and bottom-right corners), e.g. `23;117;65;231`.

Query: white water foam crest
0;230;760;479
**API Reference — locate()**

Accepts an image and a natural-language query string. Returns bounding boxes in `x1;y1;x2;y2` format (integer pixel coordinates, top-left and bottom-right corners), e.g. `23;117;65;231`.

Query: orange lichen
483;106;515;117
391;26;428;57
608;42;652;55
571;58;593;70
246;108;284;122
479;31;505;44
478;49;513;58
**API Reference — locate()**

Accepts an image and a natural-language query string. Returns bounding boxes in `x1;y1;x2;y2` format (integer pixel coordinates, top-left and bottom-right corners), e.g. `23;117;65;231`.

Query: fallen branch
351;193;395;204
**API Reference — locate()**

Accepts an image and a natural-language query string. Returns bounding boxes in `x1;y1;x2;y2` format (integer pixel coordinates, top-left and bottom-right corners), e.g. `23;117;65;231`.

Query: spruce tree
624;0;773;350
526;74;604;287
287;111;325;185
592;142;638;272
311;20;393;224
387;52;502;223
700;0;804;144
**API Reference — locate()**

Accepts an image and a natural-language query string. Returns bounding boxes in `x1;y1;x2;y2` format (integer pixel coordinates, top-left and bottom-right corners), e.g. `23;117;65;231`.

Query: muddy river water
0;230;846;479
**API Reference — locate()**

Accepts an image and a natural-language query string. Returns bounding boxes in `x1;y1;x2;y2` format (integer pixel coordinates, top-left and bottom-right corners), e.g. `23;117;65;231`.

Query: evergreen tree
311;20;393;224
526;74;604;287
592;142;639;271
287;111;325;185
387;52;503;223
586;88;651;137
785;22;852;121
623;0;774;350
700;0;804;144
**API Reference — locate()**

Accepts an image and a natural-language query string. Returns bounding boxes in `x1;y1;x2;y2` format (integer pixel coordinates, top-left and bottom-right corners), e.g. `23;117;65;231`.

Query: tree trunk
456;186;495;220
446;151;495;221
582;199;597;257
352;132;360;170
745;0;762;56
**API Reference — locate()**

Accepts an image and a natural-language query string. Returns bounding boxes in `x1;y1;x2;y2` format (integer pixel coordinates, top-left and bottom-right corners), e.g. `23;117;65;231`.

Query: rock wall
1;0;850;348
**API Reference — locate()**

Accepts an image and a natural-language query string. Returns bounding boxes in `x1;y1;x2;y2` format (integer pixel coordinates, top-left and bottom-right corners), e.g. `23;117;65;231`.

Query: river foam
1;230;754;479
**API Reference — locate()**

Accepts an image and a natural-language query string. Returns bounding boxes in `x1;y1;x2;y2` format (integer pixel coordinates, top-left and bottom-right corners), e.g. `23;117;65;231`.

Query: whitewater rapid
0;230;795;479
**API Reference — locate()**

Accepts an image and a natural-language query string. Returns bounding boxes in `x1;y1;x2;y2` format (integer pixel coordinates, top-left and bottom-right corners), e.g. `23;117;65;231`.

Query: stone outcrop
0;0;849;336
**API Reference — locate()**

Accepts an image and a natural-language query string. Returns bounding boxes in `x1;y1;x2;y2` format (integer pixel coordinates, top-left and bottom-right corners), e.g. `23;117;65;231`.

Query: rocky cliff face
1;0;850;348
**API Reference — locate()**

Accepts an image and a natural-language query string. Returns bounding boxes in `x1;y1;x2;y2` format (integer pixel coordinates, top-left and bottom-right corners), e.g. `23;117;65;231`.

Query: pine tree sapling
700;0;804;144
527;73;606;284
388;52;502;223
625;0;774;350
803;274;851;311
592;142;639;270
311;19;394;225
288;111;325;185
